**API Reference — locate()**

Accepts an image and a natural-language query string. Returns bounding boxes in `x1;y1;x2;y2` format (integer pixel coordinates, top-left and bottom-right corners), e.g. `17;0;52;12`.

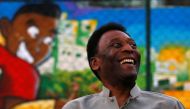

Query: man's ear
0;17;12;38
90;57;101;70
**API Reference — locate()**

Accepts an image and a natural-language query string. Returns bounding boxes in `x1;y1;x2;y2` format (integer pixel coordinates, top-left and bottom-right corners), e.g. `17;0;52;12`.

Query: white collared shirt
62;85;184;109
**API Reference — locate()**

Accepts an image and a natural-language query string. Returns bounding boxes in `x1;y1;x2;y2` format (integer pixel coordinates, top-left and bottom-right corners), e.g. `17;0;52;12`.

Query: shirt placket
120;97;132;109
108;97;120;109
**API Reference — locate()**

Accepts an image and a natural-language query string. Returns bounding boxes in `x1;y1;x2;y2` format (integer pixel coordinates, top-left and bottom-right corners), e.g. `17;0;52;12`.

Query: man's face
95;30;141;89
10;13;58;65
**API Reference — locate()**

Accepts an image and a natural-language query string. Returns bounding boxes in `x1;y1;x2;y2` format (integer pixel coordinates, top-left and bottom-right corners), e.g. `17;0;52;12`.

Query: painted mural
0;2;190;109
0;3;63;109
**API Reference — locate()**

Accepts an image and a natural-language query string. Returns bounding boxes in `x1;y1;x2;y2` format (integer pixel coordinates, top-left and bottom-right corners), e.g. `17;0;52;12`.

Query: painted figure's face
9;13;58;65
95;30;141;89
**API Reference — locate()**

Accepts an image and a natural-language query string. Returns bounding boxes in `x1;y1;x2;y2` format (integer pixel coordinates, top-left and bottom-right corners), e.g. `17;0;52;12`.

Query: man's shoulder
138;90;185;108
70;93;99;102
140;90;180;103
62;93;100;109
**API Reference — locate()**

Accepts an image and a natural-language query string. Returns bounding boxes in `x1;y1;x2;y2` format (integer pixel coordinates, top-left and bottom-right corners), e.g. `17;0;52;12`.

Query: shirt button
110;99;114;102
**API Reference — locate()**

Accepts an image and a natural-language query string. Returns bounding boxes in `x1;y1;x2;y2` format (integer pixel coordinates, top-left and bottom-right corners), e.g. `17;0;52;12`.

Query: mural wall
0;2;190;109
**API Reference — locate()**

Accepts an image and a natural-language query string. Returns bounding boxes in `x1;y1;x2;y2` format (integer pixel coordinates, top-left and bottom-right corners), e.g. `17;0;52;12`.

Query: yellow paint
163;90;190;109
185;50;190;82
88;20;97;32
0;32;5;46
13;99;55;109
61;12;68;20
72;20;79;36
168;64;176;71
81;20;96;30
158;47;185;63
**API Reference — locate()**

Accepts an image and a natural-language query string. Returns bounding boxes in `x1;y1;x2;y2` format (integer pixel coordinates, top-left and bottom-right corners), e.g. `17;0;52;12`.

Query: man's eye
113;43;122;48
130;43;137;49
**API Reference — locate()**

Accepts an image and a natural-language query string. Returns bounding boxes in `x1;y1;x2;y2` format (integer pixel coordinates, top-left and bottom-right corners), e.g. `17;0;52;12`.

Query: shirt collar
130;85;141;99
99;85;141;99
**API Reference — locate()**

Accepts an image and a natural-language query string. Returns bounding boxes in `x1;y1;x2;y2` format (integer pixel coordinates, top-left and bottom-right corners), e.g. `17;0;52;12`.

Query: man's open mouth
120;58;135;65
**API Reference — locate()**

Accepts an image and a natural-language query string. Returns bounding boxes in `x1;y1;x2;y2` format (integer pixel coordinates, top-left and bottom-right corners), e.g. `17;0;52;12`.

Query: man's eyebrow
124;36;135;43
109;37;135;43
129;38;135;42
26;19;36;25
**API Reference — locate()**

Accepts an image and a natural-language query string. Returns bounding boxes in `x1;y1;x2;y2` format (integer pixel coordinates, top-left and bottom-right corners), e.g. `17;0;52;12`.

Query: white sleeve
176;100;185;109
62;101;79;109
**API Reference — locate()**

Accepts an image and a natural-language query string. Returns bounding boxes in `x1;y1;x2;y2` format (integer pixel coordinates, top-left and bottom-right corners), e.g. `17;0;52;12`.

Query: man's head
0;3;61;65
87;22;141;89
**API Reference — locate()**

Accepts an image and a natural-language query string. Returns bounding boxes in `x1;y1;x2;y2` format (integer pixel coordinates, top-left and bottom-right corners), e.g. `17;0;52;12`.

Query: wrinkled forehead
97;30;132;50
100;30;131;41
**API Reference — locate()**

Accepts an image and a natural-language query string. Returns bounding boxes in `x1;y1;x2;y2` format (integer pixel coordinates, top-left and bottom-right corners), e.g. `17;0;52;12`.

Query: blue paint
0;2;190;51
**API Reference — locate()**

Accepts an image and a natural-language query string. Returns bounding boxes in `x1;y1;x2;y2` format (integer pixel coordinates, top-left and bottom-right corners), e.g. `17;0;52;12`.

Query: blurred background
0;0;190;109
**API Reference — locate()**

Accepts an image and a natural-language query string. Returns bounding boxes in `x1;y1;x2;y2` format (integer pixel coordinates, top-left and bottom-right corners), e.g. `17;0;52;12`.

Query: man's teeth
120;59;134;64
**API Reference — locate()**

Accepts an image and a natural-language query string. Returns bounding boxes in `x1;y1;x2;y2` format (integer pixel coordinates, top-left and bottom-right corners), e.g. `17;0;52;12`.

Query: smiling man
62;22;184;109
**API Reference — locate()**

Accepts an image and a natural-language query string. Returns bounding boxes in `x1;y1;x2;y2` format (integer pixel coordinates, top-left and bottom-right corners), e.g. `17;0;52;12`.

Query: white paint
27;26;39;39
0;68;2;75
17;42;34;64
184;82;190;90
43;37;52;44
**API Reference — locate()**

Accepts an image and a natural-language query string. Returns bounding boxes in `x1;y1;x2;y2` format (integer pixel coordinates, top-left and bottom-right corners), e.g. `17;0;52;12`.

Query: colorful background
0;1;190;109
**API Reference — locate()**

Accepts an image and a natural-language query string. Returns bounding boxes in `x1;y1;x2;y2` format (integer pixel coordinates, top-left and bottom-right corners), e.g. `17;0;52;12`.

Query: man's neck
108;86;131;107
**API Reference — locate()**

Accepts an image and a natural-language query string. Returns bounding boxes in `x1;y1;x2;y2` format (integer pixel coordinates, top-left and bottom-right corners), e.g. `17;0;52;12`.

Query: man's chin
119;74;137;90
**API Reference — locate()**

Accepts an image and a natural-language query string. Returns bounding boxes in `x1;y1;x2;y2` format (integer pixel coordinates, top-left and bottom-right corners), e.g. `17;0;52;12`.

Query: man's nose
121;43;133;52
